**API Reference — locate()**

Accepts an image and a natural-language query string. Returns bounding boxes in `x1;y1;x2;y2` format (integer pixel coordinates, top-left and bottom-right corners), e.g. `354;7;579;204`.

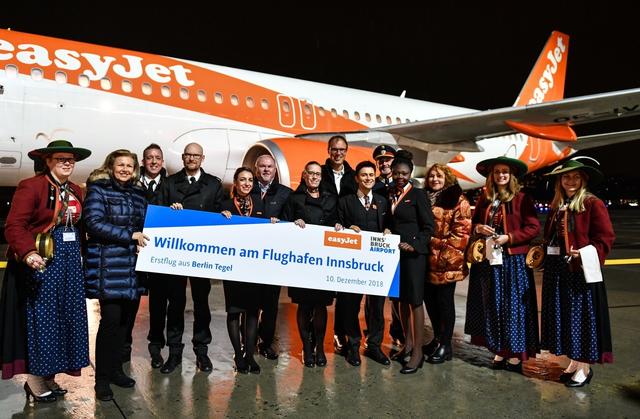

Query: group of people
0;133;614;403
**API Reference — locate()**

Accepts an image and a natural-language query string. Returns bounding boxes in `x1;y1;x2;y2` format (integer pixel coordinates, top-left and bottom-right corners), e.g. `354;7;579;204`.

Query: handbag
525;245;544;269
465;238;486;264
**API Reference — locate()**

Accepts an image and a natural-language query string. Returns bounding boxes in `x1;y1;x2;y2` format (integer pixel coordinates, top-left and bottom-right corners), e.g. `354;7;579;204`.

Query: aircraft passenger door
168;129;230;180
276;94;296;128
527;137;541;162
0;76;24;185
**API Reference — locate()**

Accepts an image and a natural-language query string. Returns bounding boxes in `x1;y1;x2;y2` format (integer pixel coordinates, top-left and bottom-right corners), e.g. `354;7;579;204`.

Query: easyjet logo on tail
324;231;361;250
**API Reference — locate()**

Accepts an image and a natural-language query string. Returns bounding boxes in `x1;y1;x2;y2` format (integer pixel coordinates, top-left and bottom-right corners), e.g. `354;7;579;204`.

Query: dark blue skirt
26;226;89;376
541;255;613;364
469;254;539;359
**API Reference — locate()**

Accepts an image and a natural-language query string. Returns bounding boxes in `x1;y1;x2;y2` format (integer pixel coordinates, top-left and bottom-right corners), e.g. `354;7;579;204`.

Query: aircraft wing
571;129;640;150
373;88;640;151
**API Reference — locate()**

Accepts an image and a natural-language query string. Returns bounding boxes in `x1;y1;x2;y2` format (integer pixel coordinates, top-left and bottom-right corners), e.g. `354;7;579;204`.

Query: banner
136;205;400;297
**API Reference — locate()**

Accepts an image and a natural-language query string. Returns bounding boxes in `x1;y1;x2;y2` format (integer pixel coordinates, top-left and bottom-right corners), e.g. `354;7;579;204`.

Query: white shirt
186;170;201;183
332;167;344;194
357;189;374;209
143;174;161;191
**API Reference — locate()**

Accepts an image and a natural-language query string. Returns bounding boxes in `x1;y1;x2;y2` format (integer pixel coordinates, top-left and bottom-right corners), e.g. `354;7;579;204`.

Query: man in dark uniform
319;135;357;354
335;161;391;366
251;154;292;360
156;142;224;374
371;145;405;351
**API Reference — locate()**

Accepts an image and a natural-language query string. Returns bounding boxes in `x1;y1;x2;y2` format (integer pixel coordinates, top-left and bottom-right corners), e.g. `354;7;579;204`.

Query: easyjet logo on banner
324;231;361;250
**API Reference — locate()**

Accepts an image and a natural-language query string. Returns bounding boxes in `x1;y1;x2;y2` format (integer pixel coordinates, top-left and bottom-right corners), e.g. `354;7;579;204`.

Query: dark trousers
333;293;347;344
122;297;140;359
96;299;139;383
423;282;457;345
258;285;280;348
364;295;386;348
155;275;212;356
338;293;386;348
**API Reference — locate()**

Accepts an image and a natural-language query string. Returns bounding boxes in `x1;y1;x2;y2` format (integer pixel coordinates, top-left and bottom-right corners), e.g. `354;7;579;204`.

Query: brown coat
427;184;472;284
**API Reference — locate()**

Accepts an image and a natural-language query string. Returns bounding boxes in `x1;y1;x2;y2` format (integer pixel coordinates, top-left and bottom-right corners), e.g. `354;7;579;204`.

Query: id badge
547;246;560;256
63;231;76;242
486;238;503;265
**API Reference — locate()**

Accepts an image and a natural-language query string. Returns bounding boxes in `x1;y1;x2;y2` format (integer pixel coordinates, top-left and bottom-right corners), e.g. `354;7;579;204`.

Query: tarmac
0;210;639;418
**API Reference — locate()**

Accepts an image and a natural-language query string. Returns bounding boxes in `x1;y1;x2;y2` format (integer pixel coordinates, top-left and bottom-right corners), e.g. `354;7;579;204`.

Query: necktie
147;179;156;192
189;176;196;184
364;195;370;210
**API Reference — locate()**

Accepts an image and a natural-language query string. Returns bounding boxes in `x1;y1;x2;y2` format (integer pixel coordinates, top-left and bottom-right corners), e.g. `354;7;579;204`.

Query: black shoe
565;369;593;388
24;382;56;403
391;349;411;365
258;344;279;360
346;346;361;367
427;343;452;364
315;351;327;367
491;358;507;370
559;370;575;383
422;339;440;358
45;380;68;396
234;354;249;374
364;347;391;366
302;351;315;368
150;353;164;369
196;354;213;372
111;371;135;388
94;382;113;402
400;356;424;374
245;355;261;374
160;354;181;374
505;361;523;374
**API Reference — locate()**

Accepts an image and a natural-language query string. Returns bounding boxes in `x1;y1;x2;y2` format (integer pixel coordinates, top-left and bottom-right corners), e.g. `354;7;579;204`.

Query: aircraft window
231;94;239;106
246;96;255;108
4;64;18;78
395;117;401;124
78;74;90;88
386;116;392;124
331;108;337;118
376;114;382;123
261;98;269;110
100;78;112;91
122;80;133;93
354;111;361;121
282;100;290;113
55;71;67;84
303;103;312;115
142;83;152;95
342;110;349;119
365;113;371;122
180;88;189;100
214;92;223;104
318;107;326;117
161;85;171;97
197;89;207;102
30;68;43;81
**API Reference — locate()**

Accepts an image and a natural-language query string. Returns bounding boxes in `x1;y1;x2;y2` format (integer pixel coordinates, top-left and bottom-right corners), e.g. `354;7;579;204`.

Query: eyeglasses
183;153;202;160
330;147;347;154
305;171;322;177
52;157;76;165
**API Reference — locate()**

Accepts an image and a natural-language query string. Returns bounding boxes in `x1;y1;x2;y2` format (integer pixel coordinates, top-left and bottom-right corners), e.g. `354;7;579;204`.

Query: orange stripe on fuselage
0;30;366;135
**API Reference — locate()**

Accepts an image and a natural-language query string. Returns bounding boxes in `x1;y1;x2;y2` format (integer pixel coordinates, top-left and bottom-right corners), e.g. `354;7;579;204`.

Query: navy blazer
337;192;387;233
157;168;224;212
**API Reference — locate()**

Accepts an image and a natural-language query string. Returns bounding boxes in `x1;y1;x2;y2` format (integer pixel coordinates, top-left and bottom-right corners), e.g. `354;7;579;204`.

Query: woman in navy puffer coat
84;149;148;401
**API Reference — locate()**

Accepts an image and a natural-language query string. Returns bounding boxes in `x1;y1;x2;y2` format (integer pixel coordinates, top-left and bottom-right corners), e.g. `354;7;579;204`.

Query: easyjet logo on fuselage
324;231;361;250
0;38;195;86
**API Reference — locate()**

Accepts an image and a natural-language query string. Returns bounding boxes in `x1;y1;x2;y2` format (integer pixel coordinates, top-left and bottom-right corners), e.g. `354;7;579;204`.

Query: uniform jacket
372;176;393;196
157;168;224;212
139;167;167;204
543;196;615;266
426;184;472;284
250;179;292;218
386;185;434;255
84;173;147;300
320;159;357;198
282;184;338;227
337;192;387;233
5;174;84;261
472;191;540;255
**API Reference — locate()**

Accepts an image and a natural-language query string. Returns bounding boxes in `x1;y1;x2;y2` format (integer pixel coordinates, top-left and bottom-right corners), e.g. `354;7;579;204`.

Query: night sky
2;3;639;177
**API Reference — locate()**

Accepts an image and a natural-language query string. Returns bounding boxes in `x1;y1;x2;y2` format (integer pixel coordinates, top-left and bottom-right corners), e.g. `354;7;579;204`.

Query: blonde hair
484;165;521;202
427;163;458;189
550;170;593;212
90;149;140;183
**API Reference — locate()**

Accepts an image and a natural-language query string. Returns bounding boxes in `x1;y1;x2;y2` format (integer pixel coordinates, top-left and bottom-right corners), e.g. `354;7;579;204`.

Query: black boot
427;343;452;364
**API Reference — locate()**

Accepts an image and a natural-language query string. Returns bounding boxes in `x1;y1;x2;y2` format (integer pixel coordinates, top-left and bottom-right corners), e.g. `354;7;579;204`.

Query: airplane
1;29;639;197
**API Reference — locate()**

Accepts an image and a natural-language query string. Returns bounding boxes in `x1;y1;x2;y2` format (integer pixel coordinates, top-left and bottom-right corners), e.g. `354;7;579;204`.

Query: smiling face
328;137;348;168
356;166;376;193
377;156;393;178
560;170;585;198
143;147;164;177
392;162;412;188
255;155;276;184
112;155;135;184
492;164;511;189
46;152;76;182
303;163;322;190
234;169;254;197
427;167;446;191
